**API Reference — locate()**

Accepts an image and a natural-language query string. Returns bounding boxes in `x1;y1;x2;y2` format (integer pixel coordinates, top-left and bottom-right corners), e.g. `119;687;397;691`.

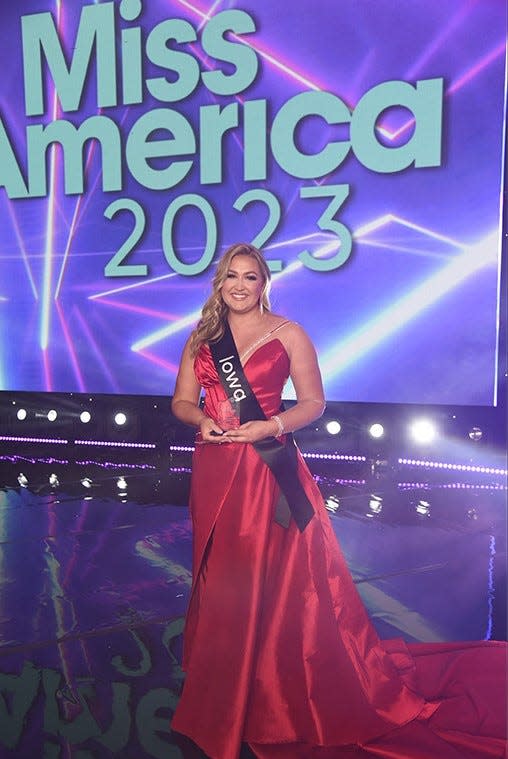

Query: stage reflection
0;453;505;757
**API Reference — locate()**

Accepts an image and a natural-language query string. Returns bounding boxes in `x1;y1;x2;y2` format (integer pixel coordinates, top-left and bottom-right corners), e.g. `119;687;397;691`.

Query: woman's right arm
171;338;225;441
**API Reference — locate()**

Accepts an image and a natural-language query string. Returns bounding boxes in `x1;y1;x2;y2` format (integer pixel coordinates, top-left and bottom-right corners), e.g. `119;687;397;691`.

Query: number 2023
104;184;352;277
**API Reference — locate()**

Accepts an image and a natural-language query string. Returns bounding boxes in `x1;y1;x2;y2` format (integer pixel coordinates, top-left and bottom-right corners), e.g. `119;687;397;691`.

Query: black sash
208;322;314;532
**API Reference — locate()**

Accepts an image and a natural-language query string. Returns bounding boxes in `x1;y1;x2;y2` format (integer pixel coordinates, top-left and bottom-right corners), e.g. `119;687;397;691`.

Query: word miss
0;2;443;199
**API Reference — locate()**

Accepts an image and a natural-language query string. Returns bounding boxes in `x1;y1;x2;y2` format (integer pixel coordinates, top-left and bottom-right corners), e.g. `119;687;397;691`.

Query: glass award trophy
217;396;241;430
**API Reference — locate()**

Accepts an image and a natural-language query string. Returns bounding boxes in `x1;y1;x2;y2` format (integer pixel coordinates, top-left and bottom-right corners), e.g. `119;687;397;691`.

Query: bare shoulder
181;332;196;360
269;317;316;356
266;314;302;333
177;330;204;374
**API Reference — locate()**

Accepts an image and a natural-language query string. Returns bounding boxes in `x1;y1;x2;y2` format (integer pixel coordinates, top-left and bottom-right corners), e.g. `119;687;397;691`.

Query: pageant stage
0;395;506;758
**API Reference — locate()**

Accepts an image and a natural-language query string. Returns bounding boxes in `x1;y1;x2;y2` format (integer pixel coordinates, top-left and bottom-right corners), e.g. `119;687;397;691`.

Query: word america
0;1;443;199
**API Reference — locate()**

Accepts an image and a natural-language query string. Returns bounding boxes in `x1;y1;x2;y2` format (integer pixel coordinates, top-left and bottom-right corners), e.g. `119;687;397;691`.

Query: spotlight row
325;495;432;518
324;419;483;444
18;472;129;492
325;421;387;439
15;408;129;426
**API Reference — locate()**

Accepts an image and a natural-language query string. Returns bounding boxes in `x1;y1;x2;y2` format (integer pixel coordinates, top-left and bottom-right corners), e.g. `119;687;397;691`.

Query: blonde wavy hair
190;243;272;356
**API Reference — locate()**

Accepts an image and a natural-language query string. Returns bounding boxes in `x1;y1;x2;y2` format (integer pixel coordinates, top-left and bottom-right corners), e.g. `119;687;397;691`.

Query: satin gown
171;339;507;759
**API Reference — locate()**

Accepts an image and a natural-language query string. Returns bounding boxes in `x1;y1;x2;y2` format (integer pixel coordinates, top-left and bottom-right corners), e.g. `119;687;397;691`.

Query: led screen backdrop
0;0;505;404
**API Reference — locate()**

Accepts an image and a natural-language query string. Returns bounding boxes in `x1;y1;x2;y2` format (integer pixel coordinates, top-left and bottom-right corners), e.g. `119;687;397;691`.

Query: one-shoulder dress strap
239;320;292;363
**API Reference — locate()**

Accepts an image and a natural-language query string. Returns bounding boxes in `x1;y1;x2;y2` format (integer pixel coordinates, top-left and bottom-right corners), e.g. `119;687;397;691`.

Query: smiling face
220;254;265;315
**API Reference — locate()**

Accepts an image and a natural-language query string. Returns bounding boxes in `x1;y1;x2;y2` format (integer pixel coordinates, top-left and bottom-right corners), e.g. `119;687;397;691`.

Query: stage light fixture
370;458;389;479
410;419;436;444
116;476;127;491
324;495;340;513
368;495;383;513
49;473;60;488
16;408;27;421
17;473;28;488
468;427;483;441
326;420;341;435
416;499;431;516
81;477;93;488
80;411;92;424
369;423;384;439
467;507;479;521
114;412;127;426
47;410;58;422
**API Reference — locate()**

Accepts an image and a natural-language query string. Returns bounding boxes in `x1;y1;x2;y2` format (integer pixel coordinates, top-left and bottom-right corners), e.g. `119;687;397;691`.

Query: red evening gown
170;339;507;759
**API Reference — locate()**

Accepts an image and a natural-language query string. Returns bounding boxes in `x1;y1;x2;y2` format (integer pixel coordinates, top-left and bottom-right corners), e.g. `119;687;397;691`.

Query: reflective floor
0;449;506;758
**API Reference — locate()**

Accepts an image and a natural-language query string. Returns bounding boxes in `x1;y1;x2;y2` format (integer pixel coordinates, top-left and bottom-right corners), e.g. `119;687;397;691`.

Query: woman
170;243;506;759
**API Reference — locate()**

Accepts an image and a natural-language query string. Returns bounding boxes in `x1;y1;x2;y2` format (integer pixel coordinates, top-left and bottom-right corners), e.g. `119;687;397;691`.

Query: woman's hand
199;416;226;443
221;419;277;444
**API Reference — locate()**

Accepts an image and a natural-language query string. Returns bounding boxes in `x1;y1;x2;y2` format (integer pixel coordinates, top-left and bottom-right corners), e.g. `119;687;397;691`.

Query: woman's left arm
272;322;325;434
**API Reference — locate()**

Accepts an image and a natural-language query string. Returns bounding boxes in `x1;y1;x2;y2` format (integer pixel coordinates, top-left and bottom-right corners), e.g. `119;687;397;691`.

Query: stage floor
0;459;506;758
